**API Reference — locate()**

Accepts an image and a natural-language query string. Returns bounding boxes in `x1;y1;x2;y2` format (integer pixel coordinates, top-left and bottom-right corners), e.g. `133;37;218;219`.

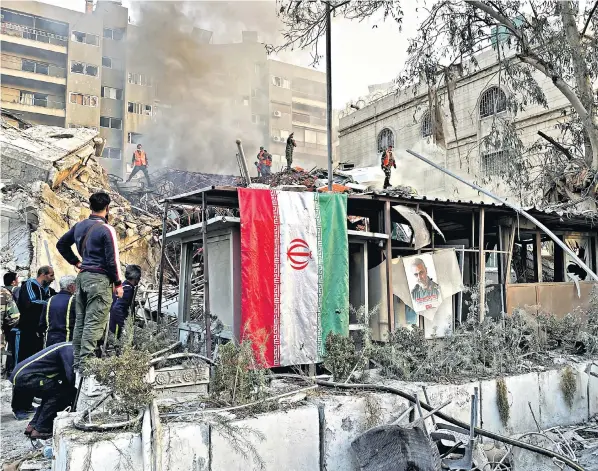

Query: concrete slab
480;372;541;436
415;380;479;431
210;405;320;471
161;422;210;471
538;364;589;429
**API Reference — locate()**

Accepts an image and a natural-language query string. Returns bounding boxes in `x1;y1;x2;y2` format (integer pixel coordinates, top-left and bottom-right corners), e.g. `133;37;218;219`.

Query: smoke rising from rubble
126;1;299;175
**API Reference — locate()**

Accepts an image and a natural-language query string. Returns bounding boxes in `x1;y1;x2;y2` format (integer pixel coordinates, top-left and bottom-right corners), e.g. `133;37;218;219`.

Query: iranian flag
238;188;349;367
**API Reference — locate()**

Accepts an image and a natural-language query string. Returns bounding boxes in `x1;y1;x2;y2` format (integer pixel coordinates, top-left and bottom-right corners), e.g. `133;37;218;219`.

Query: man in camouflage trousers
1;272;21;376
380;145;396;189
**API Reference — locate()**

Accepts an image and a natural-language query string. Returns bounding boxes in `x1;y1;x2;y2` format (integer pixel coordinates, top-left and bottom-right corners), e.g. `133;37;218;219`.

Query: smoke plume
126;1;293;174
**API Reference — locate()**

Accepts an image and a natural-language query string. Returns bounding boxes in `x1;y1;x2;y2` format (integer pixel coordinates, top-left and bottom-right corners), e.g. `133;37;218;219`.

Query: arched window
377;128;394;151
421;111;432;138
479;86;507;118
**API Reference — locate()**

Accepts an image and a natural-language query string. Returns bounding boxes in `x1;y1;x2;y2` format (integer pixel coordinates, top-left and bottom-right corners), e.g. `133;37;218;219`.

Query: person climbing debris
380;145;396;189
126;144;151;187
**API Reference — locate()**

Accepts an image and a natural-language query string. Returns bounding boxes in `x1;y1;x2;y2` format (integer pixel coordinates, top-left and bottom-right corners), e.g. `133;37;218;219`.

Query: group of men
1;191;142;440
254;132;297;177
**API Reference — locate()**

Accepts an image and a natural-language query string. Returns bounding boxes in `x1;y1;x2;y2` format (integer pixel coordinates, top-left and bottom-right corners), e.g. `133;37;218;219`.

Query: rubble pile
0;119;162;283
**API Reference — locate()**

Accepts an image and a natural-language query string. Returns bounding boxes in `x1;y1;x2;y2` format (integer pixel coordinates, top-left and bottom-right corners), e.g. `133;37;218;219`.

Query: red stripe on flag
238;188;276;367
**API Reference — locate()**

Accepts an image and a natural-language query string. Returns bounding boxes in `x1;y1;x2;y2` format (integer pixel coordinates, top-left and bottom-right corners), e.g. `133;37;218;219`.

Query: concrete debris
0;119;161;286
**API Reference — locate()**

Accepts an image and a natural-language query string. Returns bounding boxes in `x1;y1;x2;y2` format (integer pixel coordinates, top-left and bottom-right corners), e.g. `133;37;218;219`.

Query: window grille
377;128;394;151
479;87;507;118
421;111;432;138
481;150;508;176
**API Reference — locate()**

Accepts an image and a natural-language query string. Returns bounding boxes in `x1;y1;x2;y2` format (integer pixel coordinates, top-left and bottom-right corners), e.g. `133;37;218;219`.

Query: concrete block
415;380;479;431
53;414;143;471
480;372;541;436
161;422;210;471
538;363;589;429
210;404;320;471
321;393;411;471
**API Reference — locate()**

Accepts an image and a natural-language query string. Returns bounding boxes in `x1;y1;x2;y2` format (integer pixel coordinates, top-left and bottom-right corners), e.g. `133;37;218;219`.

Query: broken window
272;76;291;89
101;147;122;160
71;31;99;46
128;132;143;144
100;116;122;130
102;56;111;68
479;86;507;118
70;93;98;107
101;86;123;100
85;64;97;76
70;61;98;77
128;72;151;86
144;105;152;116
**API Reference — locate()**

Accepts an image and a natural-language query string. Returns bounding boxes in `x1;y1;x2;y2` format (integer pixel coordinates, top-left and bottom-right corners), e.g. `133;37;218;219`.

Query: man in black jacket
39;275;76;347
56;192;124;370
109;265;141;339
10;342;75;439
16;266;55;363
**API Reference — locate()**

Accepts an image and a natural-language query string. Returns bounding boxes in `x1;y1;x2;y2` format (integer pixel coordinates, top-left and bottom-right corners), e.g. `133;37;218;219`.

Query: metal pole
326;1;333;191
157;201;169;324
406;149;598;282
202;192;212;358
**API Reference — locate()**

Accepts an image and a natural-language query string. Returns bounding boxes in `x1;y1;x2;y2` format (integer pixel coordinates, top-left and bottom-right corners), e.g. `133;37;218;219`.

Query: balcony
1;86;66;117
292;112;327;130
1;54;67;85
0;21;68;54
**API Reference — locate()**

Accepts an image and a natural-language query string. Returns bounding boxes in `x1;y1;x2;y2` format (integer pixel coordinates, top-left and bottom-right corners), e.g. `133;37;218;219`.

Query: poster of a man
406;255;442;312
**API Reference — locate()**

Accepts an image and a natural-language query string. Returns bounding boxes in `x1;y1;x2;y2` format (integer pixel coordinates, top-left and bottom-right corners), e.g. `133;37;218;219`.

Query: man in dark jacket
39;275;76;347
285;133;296;170
109;265;141;339
10;342;75;439
16;266;55;363
56;192;124;370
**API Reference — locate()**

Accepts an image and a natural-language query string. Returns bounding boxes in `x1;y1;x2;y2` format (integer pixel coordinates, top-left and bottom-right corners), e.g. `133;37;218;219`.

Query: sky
34;0;420;109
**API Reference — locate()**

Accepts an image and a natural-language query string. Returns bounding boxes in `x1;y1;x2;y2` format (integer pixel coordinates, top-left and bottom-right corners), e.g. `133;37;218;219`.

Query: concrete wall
53;362;598;471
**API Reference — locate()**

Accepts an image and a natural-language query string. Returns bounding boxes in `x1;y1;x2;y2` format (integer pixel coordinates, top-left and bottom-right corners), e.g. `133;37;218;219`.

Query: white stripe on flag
278;191;319;365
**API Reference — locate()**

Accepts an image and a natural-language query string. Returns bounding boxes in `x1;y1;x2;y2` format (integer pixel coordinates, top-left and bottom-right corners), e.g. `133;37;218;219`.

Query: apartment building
0;0;156;177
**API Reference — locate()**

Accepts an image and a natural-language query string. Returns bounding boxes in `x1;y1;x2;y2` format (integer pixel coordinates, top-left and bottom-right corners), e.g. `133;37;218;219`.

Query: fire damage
1;120;598;471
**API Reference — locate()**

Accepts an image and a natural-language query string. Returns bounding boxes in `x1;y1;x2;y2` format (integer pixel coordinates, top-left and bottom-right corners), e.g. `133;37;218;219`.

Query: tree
274;1;598;207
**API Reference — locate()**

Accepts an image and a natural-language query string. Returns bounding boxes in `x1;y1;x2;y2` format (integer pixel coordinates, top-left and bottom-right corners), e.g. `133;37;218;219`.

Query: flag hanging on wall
238;188;349;367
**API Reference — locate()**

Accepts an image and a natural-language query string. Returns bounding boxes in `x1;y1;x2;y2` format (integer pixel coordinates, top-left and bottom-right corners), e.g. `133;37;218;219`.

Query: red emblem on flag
287;238;312;270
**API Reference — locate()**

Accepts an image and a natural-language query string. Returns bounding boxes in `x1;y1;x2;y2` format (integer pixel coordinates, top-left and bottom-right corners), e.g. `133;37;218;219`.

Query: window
421;111;432;138
479;86;507;118
128;102;152;116
68;123;98;131
377;128;394;151
70;61;98;77
71;31;99;46
69;93;98;107
251;114;266;125
103;28;124;41
272;76;290;89
128;132;143;144
127;73;152;86
101;86;123;100
102;56;123;70
242;96;250;106
481;150;508;176
21;59;49;75
101;147;122;160
100;116;122;129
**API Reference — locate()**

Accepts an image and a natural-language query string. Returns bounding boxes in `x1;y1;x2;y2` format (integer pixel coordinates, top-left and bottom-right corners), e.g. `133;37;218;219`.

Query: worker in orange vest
380;145;396;189
261;149;272;176
126;144;151;186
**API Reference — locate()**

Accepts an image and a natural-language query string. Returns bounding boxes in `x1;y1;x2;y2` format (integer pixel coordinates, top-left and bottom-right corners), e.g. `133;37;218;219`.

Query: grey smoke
126;1;306;174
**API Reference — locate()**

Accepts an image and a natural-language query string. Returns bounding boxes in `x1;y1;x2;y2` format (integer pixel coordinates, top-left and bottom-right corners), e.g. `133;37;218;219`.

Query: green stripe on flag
318;193;349;357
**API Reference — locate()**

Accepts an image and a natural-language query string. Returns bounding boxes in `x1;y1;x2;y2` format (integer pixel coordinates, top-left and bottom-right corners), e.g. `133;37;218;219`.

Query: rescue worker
10;342;76;439
56;192;124;374
285;133;296;170
39;275;76;348
261;149;272;176
380;145;397;189
109;265;141;339
256;146;265;177
17;266;55;363
1;272;21;376
126;143;151;186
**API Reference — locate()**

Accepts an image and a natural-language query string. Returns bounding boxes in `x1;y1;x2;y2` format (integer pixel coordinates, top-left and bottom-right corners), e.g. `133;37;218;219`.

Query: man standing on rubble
39;275;76;347
108;264;141;340
126;143;151;187
285;132;296;170
256;146;265;177
2;272;21;376
261;149;272;176
56;192;124;374
17;266;56;363
380;145;396;189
